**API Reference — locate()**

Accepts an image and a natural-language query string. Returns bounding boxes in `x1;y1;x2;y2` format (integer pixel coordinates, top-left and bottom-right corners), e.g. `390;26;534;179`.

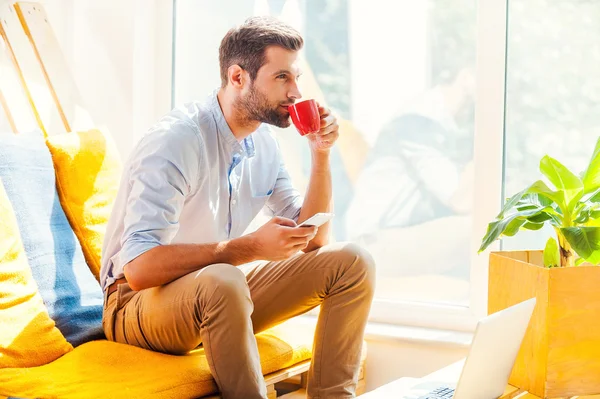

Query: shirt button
231;199;237;205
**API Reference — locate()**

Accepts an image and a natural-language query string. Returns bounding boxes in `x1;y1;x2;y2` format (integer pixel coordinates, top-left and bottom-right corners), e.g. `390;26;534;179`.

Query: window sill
364;321;473;348
292;315;473;349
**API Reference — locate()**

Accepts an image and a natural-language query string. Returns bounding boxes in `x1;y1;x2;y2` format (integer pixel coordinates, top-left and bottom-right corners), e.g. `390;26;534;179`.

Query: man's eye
277;74;287;79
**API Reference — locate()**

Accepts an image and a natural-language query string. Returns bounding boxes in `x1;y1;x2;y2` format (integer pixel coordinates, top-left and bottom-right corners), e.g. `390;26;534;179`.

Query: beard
238;83;292;128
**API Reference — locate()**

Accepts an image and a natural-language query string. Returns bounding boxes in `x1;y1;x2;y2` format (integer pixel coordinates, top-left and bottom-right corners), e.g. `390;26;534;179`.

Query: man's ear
227;65;248;89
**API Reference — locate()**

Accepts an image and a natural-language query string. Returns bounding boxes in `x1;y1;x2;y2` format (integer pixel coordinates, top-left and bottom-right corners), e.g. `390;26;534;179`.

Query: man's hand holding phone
249;216;317;261
248;213;334;261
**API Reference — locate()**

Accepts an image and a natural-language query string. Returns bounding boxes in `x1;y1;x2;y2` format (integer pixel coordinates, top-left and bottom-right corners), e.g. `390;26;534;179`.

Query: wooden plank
501;385;524;399
511;394;540;399
266;383;277;399
355;364;366;395
201;352;365;397
0;2;65;135
200;361;311;398
490;252;600;398
279;388;306;399
300;372;308;389
264;360;311;386
527;250;544;267
356;378;366;396
14;2;93;132
545;266;600;397
0;11;39;133
276;358;367;397
488;252;549;397
279;374;368;398
0;87;15;132
495;250;529;262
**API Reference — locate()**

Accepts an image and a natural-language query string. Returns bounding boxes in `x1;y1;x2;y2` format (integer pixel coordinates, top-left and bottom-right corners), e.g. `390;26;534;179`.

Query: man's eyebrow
273;69;303;77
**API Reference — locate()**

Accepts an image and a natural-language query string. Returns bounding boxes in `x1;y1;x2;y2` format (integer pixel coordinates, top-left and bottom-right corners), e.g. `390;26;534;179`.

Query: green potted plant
478;137;600;398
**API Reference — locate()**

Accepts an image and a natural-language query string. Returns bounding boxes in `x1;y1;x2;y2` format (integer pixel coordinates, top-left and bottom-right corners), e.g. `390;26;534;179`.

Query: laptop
412;298;536;399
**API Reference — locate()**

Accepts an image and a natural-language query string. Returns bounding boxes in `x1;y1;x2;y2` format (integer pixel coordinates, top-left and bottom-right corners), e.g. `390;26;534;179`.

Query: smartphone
298;212;335;228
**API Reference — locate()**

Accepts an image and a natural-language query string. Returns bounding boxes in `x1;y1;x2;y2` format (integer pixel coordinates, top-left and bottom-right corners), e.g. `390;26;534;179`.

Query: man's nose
288;82;302;101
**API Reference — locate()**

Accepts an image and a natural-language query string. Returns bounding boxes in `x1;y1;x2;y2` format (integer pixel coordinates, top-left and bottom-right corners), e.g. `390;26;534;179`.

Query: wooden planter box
488;250;600;398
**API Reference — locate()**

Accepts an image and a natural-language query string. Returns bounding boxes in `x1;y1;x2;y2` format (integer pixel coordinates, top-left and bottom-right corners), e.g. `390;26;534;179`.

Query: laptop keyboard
416;386;455;399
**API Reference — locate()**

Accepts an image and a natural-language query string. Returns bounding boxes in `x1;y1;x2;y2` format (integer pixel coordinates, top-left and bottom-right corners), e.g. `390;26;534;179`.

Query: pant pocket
102;290;118;342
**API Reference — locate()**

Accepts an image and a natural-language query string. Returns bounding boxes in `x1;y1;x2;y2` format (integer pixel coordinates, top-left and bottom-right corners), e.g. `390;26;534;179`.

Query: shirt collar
210;90;256;159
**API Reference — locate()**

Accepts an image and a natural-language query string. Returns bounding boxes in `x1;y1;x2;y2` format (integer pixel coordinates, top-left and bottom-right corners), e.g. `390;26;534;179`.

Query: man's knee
329;242;376;292
194;263;251;304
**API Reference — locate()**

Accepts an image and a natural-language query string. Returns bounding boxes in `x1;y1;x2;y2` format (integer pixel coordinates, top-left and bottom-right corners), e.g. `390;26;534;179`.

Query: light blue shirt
100;91;303;291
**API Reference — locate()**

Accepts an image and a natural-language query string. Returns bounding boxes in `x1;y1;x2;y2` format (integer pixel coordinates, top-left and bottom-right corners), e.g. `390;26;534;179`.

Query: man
101;16;375;399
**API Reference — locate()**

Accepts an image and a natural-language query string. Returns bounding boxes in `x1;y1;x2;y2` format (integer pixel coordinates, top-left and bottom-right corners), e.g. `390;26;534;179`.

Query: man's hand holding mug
288;99;339;153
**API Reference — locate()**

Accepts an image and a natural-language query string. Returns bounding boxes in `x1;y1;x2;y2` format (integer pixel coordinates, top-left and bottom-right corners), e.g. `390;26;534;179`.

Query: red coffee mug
288;99;321;136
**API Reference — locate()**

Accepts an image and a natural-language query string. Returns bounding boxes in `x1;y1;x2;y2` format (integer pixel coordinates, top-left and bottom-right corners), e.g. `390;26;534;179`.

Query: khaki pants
102;242;375;399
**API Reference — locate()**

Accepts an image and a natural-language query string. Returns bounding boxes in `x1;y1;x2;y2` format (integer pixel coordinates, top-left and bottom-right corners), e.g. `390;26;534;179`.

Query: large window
173;0;479;321
173;0;600;328
502;0;600;251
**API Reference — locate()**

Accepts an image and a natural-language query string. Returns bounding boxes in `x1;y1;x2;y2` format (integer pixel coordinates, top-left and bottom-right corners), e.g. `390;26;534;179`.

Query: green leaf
516;198;557;220
498;182;565;220
573;204;600;225
561;227;600;264
582;137;600;193
479;208;546;253
516;204;539;212
503;218;527;237
543;237;560;268
519;193;553;208
539;155;584;211
568;190;585;214
481;181;571;254
540;155;584;192
517;194;562;226
498;188;530;219
527;180;567;213
527;209;555;224
586;217;600;227
574;207;592;224
575;257;586;266
581;187;600;203
523;222;545;230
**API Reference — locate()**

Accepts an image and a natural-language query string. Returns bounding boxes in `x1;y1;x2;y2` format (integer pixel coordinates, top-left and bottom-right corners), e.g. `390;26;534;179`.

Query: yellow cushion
0;178;73;368
45;129;122;281
0;319;314;399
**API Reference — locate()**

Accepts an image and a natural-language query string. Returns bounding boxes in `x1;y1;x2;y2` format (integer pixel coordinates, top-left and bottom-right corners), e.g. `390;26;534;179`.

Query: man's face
239;46;302;128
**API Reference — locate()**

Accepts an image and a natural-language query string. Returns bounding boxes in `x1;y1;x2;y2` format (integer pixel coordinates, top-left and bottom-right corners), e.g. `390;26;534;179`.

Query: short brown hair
219;16;304;87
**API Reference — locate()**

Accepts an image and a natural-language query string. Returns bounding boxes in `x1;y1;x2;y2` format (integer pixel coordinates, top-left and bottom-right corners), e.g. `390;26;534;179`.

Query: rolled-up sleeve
119;122;201;267
265;156;304;222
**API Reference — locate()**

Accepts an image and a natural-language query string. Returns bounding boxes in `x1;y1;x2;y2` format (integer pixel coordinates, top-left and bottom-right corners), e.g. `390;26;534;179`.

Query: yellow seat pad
0;320;314;399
